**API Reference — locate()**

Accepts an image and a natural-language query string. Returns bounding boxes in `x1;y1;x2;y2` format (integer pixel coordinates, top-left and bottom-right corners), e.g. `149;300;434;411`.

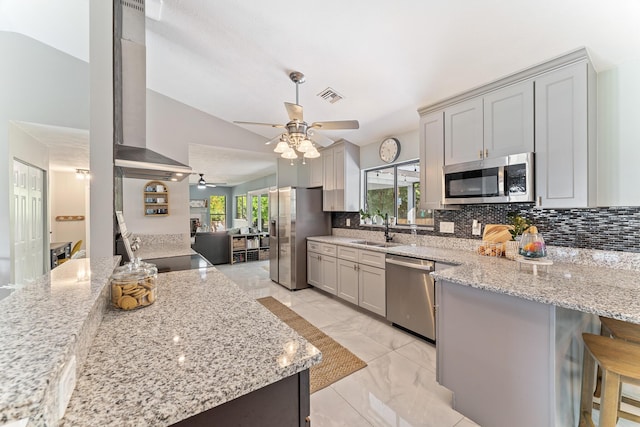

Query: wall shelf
143;181;169;216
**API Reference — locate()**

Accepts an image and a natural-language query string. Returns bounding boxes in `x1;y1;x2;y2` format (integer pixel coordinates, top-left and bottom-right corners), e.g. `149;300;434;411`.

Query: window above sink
363;160;433;227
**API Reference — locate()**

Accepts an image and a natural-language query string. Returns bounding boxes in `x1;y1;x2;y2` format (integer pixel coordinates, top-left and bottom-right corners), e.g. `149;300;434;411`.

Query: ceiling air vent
317;87;344;104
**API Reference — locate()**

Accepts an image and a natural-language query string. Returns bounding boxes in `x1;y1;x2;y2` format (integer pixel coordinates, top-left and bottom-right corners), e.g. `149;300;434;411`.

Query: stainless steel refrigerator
269;187;330;290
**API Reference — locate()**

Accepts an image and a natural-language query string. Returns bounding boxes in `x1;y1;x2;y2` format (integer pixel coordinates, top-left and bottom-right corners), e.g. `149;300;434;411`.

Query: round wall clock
379;137;401;163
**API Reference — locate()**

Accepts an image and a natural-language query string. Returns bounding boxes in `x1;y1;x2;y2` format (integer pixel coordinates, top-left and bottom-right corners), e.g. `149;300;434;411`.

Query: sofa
191;231;230;265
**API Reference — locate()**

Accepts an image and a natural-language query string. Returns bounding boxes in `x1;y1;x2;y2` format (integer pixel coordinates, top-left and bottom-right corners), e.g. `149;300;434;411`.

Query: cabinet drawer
319;243;337;257
358;250;386;269
337;245;358;262
307;241;322;253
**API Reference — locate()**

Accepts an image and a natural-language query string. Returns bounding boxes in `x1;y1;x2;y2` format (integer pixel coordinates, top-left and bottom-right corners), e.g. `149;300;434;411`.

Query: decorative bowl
518;233;547;259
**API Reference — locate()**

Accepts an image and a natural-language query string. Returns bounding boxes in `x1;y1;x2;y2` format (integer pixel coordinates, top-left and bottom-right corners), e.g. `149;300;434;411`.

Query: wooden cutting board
482;224;513;243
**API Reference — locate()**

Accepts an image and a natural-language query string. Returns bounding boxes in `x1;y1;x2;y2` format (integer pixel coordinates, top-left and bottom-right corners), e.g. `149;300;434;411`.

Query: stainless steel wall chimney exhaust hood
113;0;191;182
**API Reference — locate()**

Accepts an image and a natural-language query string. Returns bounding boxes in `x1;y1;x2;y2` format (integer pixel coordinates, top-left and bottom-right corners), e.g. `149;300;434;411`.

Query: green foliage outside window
210;195;226;231
235;195;247;220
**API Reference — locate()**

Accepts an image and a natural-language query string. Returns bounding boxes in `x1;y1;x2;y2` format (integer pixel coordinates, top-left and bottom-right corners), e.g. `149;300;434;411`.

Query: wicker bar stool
580;333;640;427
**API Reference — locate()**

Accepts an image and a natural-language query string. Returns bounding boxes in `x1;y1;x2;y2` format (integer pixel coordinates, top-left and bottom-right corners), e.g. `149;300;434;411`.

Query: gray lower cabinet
336;259;358;305
534;60;596;208
436;280;598;427
307;242;337;295
333;246;386;316
358;264;385;316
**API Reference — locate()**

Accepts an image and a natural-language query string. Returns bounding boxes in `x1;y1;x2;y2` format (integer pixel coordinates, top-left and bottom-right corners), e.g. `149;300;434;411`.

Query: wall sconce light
75;169;91;180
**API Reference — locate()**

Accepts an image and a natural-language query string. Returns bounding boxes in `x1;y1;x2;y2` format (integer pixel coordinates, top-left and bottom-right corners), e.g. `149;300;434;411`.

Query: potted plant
506;213;531;241
505;213;531;260
359;209;371;225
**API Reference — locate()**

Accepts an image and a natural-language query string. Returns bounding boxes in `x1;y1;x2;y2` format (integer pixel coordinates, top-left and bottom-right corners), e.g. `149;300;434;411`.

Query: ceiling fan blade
284;102;304;121
234;120;285;128
307;131;334;148
310;120;359;130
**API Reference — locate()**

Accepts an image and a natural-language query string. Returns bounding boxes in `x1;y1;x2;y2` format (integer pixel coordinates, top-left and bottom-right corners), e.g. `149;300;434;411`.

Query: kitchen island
0;253;320;426
61;266;321;426
307;234;640;427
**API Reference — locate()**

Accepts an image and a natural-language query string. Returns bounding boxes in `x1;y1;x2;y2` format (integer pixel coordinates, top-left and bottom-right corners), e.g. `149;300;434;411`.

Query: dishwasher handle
385;258;434;272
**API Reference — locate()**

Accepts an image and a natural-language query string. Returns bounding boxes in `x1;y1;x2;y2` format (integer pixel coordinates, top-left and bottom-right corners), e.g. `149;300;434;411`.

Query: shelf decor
143;181;169;216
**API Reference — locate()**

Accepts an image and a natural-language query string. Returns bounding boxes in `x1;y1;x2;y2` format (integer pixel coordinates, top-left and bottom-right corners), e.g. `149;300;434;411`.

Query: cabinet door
308;157;323;188
333;145;345;211
535;63;590;208
320;256;337;295
358;264;386;316
337;259;358;305
483;81;534;158
444;98;483;165
322;148;335;211
307;252;322;287
420;111;445;210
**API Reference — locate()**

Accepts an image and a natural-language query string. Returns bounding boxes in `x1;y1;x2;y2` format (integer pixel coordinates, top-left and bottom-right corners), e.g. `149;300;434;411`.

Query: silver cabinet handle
479;149;483;159
485;148;489;158
385;258;434;271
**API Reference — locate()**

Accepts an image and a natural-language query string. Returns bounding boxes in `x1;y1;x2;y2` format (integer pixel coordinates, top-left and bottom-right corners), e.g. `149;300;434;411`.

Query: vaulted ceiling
3;0;640;185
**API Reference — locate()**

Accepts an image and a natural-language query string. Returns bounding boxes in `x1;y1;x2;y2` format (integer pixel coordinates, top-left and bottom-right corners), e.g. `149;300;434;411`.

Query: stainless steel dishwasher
385;254;436;341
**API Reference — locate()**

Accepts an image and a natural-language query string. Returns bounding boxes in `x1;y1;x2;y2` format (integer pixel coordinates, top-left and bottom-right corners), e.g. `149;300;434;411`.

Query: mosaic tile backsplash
332;204;640;253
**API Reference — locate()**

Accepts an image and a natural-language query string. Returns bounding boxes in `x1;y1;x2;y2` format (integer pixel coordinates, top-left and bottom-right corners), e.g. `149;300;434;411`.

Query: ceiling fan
234;71;359;161
194;173;223;189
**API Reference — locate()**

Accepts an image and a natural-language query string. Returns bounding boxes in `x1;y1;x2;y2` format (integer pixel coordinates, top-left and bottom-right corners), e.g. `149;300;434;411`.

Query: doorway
12;159;46;283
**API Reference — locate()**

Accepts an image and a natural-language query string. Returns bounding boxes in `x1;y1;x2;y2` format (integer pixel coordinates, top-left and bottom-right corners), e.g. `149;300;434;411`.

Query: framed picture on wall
189;199;208;208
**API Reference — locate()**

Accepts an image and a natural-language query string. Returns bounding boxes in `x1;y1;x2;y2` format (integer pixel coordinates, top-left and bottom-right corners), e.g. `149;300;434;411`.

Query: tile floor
216;261;479;427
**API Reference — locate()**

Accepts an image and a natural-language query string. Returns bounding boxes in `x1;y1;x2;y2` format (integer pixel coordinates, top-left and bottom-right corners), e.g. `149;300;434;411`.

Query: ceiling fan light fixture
197;173;206;189
274;138;289;153
297;138;314;153
281;147;298;160
303;147;320;158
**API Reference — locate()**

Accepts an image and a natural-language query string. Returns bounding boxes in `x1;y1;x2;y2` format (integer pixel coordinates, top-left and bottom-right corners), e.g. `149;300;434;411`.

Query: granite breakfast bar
60;266;321;426
0;255;321;427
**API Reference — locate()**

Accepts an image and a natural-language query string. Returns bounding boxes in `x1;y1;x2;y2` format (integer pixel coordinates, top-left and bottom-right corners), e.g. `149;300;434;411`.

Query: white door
358;264;386;316
12;160;46;283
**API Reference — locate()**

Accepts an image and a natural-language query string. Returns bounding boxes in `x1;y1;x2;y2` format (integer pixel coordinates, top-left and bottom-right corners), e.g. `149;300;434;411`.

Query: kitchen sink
351;240;401;248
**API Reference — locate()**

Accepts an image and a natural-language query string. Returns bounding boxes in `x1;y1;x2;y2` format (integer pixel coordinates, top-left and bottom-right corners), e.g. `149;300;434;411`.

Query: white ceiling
5;0;640;185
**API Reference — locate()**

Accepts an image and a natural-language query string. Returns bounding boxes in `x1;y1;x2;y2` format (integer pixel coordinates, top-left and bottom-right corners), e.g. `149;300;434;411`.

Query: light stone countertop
0;257;121;427
307;235;640;324
61;266;322;427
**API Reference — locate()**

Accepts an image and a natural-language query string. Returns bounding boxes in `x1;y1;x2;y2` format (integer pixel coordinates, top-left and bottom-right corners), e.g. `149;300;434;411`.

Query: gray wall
189;185;233;229
230;174;276;220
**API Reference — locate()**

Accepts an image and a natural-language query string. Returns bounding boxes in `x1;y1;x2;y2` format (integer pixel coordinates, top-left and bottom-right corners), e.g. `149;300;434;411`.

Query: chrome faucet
384;213;393;242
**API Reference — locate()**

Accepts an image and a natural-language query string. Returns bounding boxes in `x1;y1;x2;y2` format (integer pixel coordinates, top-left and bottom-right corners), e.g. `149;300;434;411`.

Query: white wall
359;129;419;170
89;0;113;258
50;171;87;248
1;31;88;283
121;178;189;235
597;59;640;207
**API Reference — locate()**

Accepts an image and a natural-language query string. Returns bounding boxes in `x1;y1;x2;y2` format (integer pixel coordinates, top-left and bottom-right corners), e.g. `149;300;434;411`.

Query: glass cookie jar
110;259;157;310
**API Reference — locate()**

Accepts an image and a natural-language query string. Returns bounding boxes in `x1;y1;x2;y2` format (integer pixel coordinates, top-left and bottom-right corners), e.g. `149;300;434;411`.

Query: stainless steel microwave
442;152;534;204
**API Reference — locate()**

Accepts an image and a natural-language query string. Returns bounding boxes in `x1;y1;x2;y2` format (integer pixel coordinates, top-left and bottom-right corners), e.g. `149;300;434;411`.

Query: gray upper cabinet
322;140;360;212
483;81;534;158
418;48;597;209
444;98;483;165
419;110;447;210
444;82;534;166
535;61;596;208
